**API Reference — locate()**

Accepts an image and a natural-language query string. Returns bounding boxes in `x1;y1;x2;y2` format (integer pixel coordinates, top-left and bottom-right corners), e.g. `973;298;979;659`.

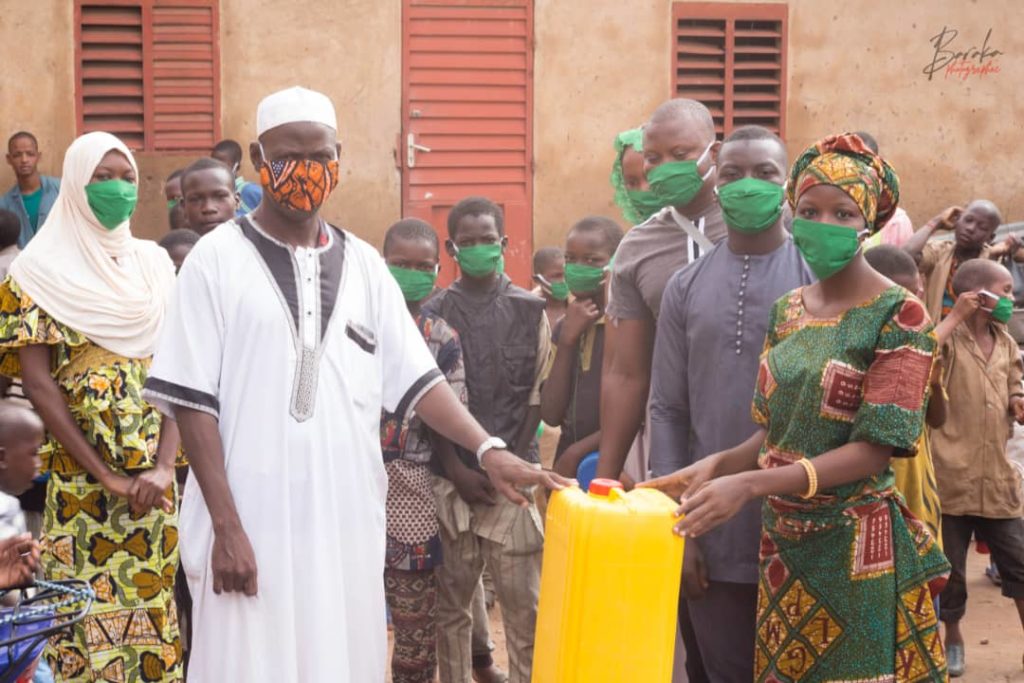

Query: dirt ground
956;547;1024;682
388;552;1022;681
386;427;1024;681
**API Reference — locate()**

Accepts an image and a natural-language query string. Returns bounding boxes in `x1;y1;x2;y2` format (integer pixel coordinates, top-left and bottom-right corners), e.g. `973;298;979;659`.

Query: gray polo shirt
649;237;813;583
607;203;727;321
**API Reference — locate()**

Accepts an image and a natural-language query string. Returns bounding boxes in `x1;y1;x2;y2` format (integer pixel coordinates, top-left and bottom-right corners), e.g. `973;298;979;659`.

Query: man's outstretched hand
481;449;573;506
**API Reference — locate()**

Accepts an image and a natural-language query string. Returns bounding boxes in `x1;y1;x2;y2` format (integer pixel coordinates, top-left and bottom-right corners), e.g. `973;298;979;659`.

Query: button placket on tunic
297;246;320;351
736;255;751;355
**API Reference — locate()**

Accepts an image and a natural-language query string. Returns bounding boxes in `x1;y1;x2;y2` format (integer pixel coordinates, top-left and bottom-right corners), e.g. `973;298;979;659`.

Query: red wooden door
401;0;534;287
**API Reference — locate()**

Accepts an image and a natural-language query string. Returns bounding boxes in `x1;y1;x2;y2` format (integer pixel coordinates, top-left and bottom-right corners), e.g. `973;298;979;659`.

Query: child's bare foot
945;620;965;677
472;664;509;683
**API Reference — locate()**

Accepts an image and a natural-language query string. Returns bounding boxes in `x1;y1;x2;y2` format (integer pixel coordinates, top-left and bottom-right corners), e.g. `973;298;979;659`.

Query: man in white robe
142;86;565;682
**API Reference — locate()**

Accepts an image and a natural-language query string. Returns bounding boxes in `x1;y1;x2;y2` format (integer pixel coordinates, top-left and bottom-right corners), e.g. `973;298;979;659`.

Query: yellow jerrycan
532;478;684;683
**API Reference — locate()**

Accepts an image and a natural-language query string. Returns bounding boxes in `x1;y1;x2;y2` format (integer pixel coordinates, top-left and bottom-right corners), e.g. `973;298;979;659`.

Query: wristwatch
475;436;507;469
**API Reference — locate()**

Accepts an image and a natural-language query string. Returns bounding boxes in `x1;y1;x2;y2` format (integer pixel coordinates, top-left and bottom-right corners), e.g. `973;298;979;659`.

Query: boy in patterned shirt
381;218;467;683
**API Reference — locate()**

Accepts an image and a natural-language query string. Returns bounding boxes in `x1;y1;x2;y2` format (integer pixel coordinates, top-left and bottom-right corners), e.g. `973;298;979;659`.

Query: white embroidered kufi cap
256;86;337;136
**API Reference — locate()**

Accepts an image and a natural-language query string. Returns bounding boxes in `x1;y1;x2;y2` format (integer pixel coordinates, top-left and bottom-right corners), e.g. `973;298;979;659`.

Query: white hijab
9;132;175;359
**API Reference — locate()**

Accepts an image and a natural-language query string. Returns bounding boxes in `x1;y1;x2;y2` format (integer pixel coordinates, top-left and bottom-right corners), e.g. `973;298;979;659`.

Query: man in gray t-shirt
644;126;813;682
598;99;727;482
608;205;726;323
597;97;725;683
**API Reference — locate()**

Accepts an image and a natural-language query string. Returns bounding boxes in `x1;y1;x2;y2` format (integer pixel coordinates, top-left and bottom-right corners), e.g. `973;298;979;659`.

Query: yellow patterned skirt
0;278;184;680
41;472;182;682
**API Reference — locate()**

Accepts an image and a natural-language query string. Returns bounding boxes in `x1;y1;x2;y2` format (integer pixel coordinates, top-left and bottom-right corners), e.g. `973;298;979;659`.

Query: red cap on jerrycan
588;478;623;496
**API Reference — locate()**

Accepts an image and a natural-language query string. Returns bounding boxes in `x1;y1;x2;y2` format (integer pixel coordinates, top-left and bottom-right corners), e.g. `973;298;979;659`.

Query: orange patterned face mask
258;148;340;213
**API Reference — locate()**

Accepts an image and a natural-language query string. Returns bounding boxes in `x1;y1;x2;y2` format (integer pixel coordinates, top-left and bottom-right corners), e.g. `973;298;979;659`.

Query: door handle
407;133;432;168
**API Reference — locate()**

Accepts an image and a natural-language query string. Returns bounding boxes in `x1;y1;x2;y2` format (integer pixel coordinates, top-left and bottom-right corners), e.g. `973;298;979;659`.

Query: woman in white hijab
0;132;183;681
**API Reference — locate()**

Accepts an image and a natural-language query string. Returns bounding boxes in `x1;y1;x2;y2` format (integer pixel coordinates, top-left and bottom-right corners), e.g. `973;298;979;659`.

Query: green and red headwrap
787;133;900;234
611;127;645;225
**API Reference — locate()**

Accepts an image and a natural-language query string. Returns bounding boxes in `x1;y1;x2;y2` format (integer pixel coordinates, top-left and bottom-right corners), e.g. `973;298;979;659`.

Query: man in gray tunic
645;126;813;682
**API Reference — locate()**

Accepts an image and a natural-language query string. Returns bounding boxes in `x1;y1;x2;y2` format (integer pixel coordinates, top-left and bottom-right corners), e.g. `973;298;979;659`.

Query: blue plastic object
575;452;600;492
0;580;94;683
0;611;53;681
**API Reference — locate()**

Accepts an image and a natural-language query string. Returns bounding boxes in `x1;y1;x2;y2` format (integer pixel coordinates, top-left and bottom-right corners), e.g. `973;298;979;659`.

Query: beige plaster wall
0;1;76;218
785;0;1023;229
3;1;1021;252
533;0;1024;250
217;0;402;247
0;0;401;245
532;0;673;251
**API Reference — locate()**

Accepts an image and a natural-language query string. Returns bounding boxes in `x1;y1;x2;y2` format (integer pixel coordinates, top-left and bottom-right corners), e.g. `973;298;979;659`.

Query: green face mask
791;218;864;281
625;189;664;224
388;265;438;302
992;297;1014;323
981;291;1014;323
454;243;504;278
647;141;715;208
716;178;785;233
85;179;138;230
536;275;569;301
167;199;180;210
565;263;607;295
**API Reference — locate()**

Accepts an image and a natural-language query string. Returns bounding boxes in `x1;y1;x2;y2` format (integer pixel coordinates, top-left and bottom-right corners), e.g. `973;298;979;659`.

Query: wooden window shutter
77;2;146;149
672;3;788;137
150;1;219;151
76;0;220;152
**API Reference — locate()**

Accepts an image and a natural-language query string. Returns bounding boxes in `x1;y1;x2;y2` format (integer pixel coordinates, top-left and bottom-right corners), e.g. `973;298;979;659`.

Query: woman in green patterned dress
643;133;950;682
0;132;182;681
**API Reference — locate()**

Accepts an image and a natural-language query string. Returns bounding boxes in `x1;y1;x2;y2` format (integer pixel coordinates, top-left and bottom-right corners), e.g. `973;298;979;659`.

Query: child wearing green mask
929;258;1024;677
539;216;623;479
424;196;550;683
380;217;465;683
531;246;568;327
